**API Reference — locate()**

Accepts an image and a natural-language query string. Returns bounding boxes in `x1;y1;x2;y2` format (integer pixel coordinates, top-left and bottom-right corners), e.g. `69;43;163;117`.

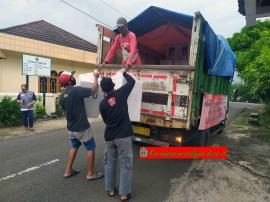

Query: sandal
86;171;104;181
107;188;116;197
120;193;132;201
64;169;80;178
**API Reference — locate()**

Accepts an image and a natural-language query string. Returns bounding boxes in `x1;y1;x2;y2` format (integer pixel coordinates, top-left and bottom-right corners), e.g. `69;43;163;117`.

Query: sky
0;0;250;45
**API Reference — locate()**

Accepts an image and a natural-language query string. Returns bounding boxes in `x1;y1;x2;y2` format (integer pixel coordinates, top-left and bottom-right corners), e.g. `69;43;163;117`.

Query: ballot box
77;73;103;118
111;71;143;122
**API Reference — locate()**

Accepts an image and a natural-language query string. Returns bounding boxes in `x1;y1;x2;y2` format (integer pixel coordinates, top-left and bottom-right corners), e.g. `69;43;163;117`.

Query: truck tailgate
102;65;194;129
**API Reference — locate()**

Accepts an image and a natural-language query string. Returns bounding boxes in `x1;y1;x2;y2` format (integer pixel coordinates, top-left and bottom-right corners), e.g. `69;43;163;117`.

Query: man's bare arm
91;71;99;94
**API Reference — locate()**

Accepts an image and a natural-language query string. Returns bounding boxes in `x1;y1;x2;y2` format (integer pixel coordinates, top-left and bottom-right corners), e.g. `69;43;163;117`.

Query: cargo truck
96;6;236;146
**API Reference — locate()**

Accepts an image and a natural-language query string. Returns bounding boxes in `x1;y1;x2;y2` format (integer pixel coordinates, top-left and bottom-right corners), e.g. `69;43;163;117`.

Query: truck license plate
132;125;150;137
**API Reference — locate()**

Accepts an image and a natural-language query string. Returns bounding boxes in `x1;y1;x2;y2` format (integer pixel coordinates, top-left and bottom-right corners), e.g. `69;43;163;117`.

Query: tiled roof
0;20;97;52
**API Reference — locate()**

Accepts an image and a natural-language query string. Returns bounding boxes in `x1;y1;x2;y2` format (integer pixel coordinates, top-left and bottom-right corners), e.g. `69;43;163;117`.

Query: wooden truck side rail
96;64;195;71
186;12;203;130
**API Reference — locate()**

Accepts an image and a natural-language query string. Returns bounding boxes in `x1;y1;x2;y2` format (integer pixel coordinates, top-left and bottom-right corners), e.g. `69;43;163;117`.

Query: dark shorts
68;127;96;151
70;137;96;151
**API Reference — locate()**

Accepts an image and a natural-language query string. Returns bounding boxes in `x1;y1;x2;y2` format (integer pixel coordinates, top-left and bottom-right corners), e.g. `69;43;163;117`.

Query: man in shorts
59;70;103;180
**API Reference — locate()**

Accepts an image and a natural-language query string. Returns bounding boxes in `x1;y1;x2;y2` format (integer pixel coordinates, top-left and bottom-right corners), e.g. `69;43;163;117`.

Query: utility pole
26;75;29;89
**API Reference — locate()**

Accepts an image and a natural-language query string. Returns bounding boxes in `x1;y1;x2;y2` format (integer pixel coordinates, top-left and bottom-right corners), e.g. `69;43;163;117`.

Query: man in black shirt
59;71;103;180
99;70;135;201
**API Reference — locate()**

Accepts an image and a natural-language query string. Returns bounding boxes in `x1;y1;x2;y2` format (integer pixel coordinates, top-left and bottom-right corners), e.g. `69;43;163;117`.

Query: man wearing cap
99;17;142;71
59;70;103;180
99;69;135;201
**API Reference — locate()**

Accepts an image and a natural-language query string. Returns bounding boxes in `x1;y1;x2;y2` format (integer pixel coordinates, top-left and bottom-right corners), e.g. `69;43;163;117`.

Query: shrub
0;96;21;126
34;96;46;119
55;106;65;117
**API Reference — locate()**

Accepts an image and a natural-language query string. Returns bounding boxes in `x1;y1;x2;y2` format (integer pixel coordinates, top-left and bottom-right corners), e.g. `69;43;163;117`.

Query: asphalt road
227;102;260;123
0;102;248;202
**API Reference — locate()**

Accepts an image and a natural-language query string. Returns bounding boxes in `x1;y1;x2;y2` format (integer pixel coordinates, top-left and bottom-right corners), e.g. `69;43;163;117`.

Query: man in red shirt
99;17;142;71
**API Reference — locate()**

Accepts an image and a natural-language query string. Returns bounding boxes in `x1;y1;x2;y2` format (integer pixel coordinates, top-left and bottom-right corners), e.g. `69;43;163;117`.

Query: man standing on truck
59;70;103;181
99;69;135;201
99;17;142;71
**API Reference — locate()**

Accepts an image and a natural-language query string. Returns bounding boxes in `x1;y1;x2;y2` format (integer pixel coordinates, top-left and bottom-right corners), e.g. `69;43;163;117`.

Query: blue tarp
123;6;236;77
203;21;236;77
127;6;193;37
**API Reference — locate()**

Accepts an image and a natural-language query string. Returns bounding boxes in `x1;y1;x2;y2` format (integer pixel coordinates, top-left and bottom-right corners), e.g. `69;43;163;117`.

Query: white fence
0;93;59;115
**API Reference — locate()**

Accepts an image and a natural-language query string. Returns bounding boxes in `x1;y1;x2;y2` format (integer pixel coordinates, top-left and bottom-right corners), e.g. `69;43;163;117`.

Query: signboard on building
199;94;228;130
22;54;51;77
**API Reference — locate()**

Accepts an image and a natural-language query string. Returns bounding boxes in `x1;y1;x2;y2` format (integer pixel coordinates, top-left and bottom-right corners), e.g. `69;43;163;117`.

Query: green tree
232;82;261;103
228;20;270;103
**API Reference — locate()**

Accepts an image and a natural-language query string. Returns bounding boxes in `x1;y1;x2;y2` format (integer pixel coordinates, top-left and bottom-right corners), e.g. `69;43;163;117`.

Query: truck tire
199;131;208;146
217;121;226;135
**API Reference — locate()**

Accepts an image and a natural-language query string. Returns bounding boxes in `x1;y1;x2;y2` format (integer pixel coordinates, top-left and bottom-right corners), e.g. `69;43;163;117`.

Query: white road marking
0;159;60;182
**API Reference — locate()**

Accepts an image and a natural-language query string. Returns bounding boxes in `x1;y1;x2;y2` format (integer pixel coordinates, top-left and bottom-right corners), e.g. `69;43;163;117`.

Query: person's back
59;71;103;181
99;71;135;201
60;86;90;132
99;72;135;141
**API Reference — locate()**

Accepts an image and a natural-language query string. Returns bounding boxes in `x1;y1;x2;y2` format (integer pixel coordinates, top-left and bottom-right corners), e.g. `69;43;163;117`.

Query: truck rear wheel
198;131;208;146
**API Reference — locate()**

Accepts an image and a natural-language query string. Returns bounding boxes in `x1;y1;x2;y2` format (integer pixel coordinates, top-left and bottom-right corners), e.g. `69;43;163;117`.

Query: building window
38;70;60;93
50;78;57;93
181;46;188;58
39;77;48;93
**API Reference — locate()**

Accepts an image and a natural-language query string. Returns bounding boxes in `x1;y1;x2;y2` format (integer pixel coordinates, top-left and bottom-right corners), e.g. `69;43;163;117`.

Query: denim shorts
70;137;96;151
68;127;96;151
